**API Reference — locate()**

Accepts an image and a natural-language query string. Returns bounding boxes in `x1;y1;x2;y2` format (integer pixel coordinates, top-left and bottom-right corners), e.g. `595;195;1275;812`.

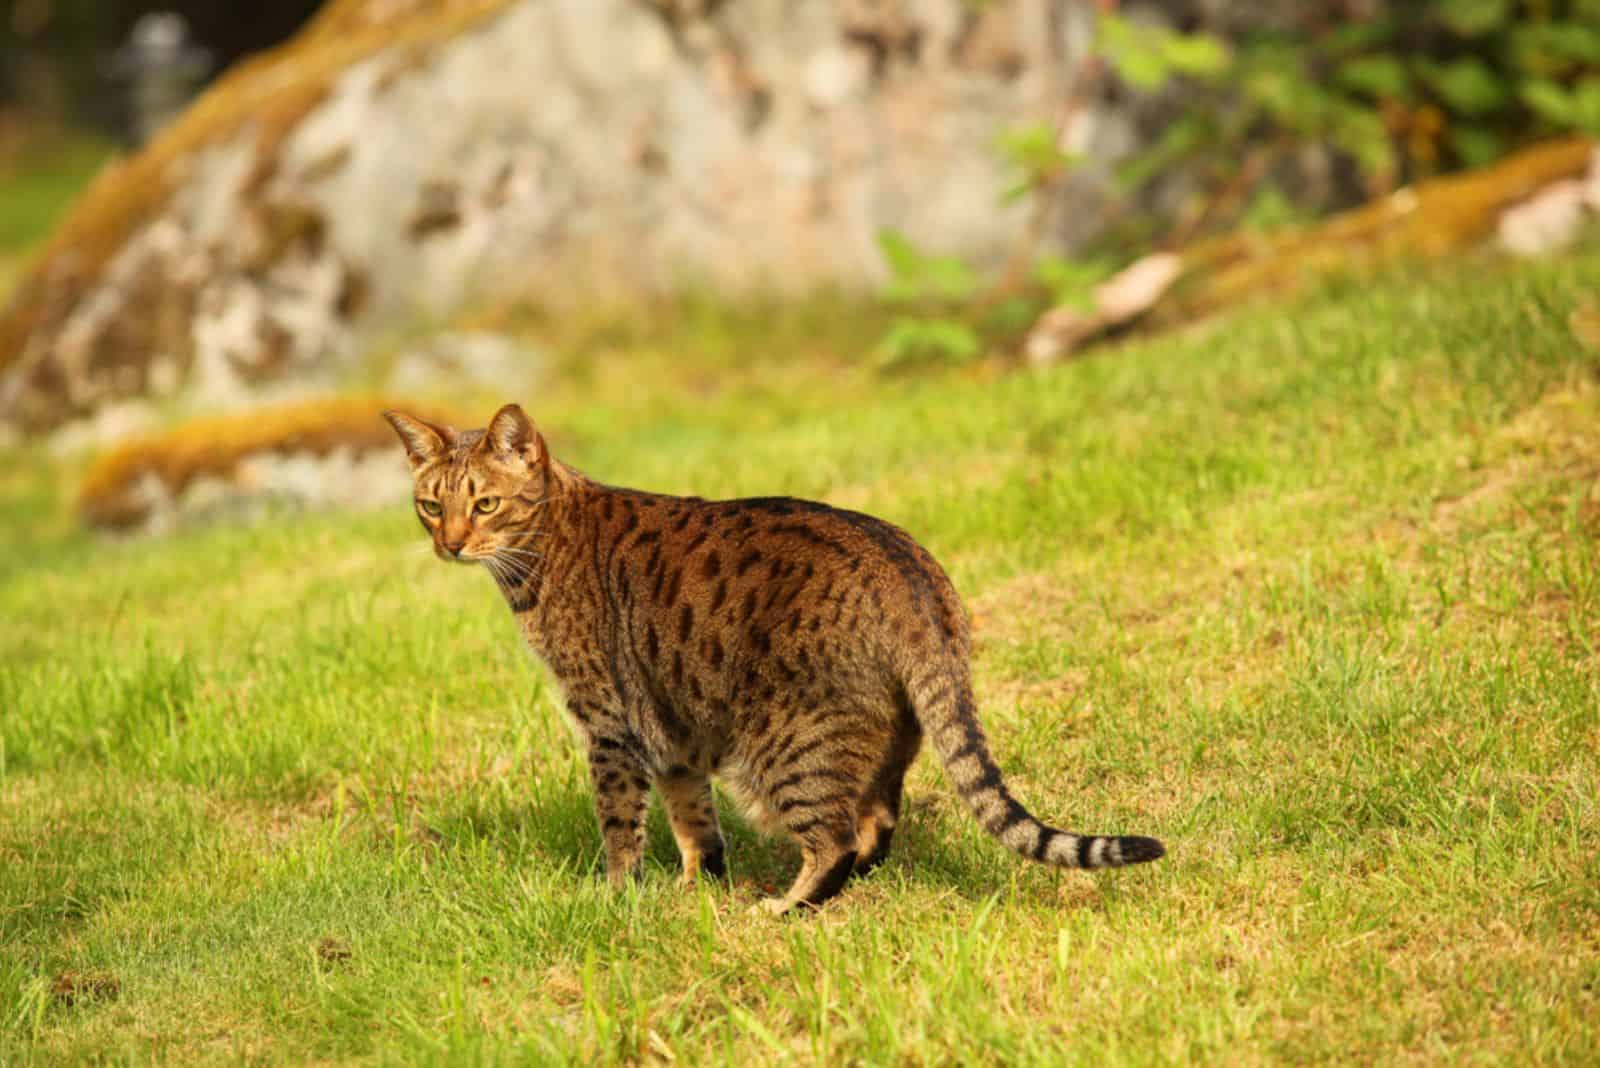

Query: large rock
0;0;1214;435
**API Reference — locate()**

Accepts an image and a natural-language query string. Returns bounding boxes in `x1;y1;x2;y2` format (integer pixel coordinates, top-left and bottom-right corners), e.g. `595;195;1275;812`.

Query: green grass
3;250;1599;1064
0;134;117;291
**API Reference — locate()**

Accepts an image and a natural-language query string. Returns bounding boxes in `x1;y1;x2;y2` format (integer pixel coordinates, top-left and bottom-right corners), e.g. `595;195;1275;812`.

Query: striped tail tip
1114;835;1165;865
1056;833;1166;869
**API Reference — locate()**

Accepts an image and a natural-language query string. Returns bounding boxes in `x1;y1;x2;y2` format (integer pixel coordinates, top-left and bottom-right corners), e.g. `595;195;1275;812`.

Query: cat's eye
474;497;501;515
418;499;442;517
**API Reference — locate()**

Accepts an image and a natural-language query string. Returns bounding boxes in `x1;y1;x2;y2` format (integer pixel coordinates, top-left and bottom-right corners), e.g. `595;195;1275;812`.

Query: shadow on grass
418;774;1121;909
420;775;801;896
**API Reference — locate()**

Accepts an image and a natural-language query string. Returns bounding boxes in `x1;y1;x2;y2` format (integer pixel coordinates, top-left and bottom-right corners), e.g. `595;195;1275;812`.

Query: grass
0;134;116;293
2;248;1599;1064
0;135;116;254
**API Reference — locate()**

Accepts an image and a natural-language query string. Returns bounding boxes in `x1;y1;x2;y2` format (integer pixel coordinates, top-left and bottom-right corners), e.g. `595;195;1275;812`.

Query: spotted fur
385;403;1164;913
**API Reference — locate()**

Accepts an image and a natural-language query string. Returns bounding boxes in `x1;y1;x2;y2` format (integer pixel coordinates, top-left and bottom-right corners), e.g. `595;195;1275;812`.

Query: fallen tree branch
1025;136;1597;365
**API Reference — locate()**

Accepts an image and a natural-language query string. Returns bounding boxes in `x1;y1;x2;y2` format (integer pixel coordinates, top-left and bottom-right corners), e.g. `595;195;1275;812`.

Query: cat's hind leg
853;702;923;878
655;768;727;884
745;717;874;913
756;806;858;915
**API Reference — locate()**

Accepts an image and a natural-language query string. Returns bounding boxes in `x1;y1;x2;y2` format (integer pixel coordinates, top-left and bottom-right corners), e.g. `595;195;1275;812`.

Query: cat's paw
748;896;790;916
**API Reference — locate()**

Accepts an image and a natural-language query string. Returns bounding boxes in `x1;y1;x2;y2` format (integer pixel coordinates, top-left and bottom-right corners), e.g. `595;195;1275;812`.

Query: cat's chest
515;611;606;688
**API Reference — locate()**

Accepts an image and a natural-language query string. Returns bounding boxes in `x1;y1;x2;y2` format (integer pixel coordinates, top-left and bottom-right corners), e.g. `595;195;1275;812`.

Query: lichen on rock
0;0;516;434
77;394;460;534
0;0;1159;436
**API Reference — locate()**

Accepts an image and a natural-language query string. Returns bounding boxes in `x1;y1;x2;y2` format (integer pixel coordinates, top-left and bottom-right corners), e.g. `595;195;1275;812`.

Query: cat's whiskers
490;550;535;584
484;556;518;588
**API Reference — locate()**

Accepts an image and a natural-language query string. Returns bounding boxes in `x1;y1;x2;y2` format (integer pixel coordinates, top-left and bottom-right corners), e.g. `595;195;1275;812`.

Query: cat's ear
480;403;546;466
383;410;455;470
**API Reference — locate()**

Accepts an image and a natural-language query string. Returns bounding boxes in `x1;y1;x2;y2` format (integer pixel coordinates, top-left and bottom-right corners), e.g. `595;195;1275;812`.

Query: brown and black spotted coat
386;404;1163;913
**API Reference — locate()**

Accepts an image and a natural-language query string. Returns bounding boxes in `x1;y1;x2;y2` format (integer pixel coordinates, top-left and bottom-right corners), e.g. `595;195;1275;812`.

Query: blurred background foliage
873;0;1600;364
0;0;312;276
6;1;1600;242
2;0;1599;385
0;0;319;142
1106;0;1600;202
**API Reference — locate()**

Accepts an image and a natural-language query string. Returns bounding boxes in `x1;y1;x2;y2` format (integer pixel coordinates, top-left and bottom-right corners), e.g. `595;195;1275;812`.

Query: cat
384;403;1164;913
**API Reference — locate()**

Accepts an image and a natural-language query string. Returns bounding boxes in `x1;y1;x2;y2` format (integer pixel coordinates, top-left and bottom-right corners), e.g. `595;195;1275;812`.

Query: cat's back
675;493;971;666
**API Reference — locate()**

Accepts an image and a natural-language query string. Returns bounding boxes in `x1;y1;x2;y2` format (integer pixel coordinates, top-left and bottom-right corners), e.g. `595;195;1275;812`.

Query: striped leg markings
655;768;727;884
588;736;650;885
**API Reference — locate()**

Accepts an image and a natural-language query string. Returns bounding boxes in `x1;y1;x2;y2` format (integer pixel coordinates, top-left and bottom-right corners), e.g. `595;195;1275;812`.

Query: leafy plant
872;316;981;368
1108;1;1600;227
871;1;1600;369
1095;12;1230;92
994;122;1079;204
876;230;979;306
1032;254;1113;312
1523;76;1600;135
872;230;984;367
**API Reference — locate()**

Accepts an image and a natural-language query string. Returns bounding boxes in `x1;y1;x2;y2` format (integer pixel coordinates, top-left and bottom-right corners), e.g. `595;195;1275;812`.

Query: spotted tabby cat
385;404;1164;913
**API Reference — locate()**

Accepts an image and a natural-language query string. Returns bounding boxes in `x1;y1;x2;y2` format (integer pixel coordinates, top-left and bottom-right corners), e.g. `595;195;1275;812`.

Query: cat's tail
906;667;1165;870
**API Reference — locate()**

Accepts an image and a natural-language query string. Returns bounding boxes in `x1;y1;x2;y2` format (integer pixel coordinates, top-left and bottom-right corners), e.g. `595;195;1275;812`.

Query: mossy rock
0;0;1193;436
78;394;461;533
1024;137;1598;363
0;0;516;435
1165;137;1600;325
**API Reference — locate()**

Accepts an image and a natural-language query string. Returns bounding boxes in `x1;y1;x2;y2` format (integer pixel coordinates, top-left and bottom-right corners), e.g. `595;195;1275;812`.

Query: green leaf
1247;68;1337;132
1522;79;1578;126
875;230;922;280
1108;50;1169;91
1323;19;1399;56
1033;255;1113;311
1571;77;1600;135
1449;124;1503;167
923;255;979;304
1240;41;1342;134
1114;114;1210;192
1097;13;1171;92
1437;0;1511;36
1097;13;1229;92
1416;57;1509;115
874;230;977;305
1158;32;1231;81
994;122;1077;183
1514;22;1600;76
1336;55;1411;100
1330;104;1395;179
874;317;982;367
1241;185;1303;233
981;294;1045;337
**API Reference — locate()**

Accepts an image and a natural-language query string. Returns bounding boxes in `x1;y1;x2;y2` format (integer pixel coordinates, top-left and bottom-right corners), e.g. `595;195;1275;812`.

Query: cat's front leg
586;735;650;885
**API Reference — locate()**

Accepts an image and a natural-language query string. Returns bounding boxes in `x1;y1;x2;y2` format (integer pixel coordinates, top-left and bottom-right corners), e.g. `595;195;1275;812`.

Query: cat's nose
442;537;466;557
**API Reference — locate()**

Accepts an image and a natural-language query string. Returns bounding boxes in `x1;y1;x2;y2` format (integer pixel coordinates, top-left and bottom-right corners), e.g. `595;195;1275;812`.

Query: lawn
0;135;116;275
1;249;1597;1064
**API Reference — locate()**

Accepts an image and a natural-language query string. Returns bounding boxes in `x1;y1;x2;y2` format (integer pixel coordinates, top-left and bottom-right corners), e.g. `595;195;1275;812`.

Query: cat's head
383;403;552;565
